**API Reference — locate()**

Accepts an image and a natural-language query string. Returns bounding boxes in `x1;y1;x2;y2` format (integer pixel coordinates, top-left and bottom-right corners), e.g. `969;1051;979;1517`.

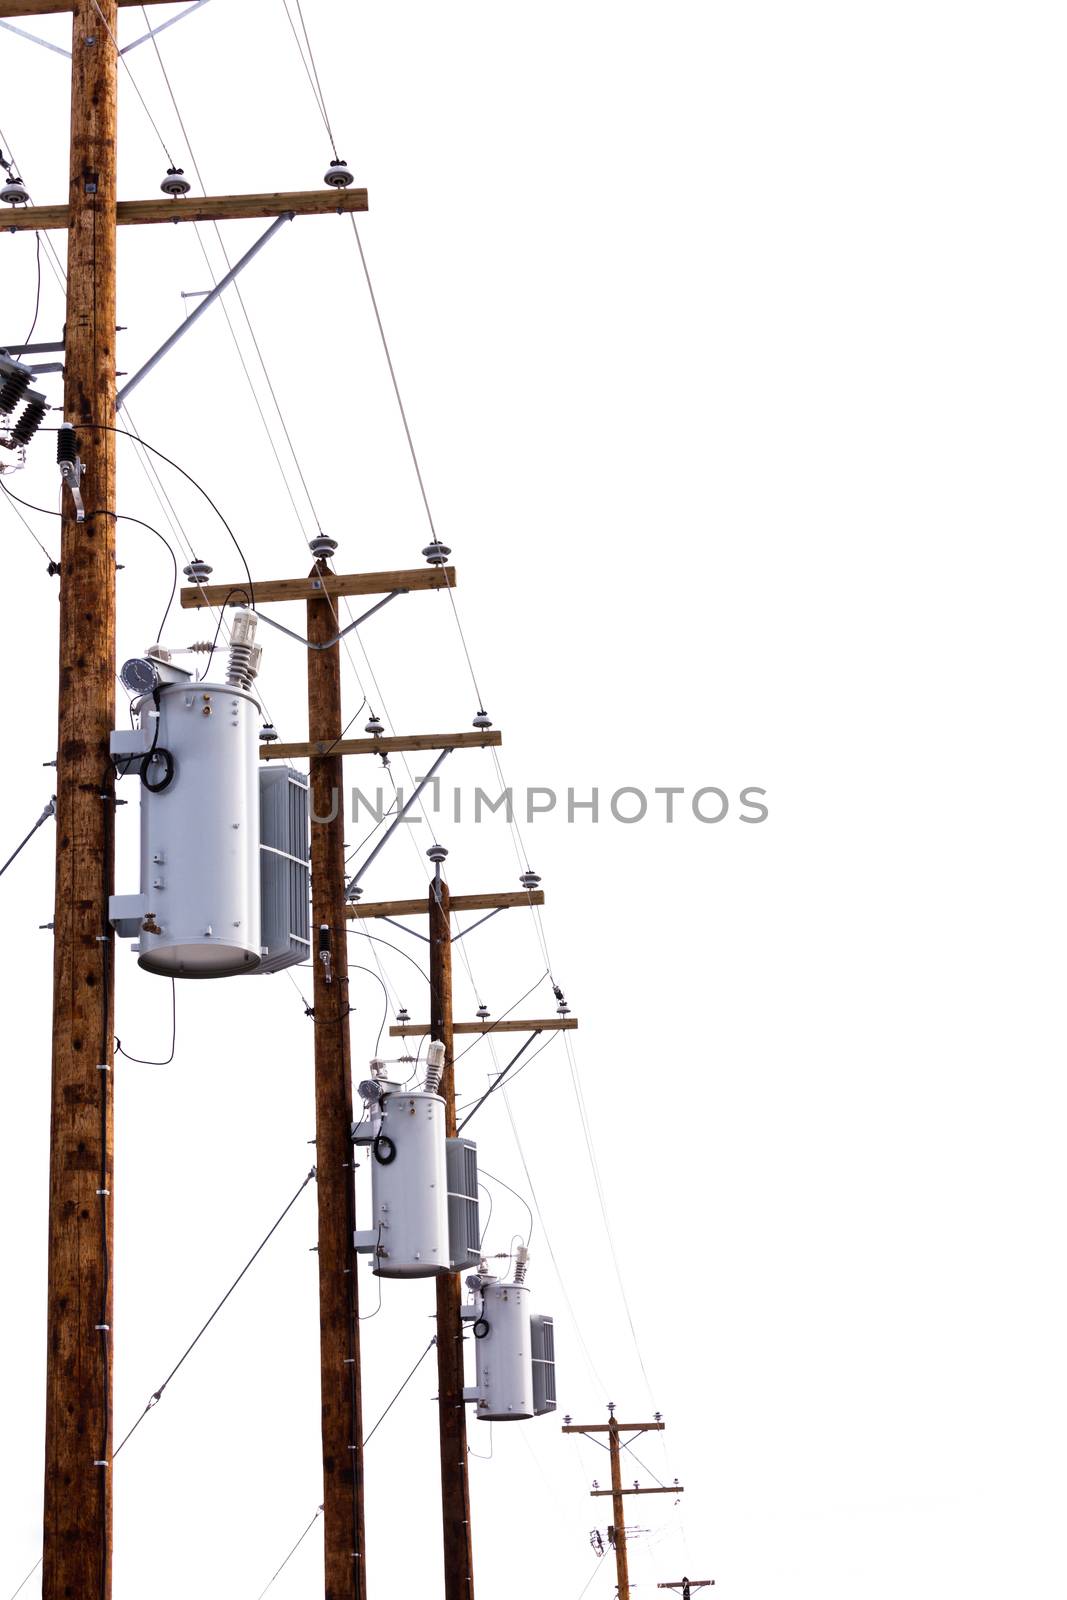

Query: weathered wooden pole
42;4;119;1595
307;562;368;1600
429;853;476;1600
608;1415;631;1600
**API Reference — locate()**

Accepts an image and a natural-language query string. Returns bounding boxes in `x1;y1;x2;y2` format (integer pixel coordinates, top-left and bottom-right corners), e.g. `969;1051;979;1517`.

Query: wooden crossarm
262;730;501;761
348;890;544;920
1;188;368;232
0;0;169;13
590;1486;683;1497
561;1423;666;1434
182;566;454;609
390;1017;577;1037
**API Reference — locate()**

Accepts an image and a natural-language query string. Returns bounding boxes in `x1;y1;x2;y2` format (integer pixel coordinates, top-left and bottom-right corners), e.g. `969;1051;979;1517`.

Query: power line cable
40;423;255;603
115;978;176;1066
279;0;338;159
477;1165;534;1246
0;478;58;566
5;1557;41;1600
113;1167;316;1457
21;229;41;349
253;1506;322;1600
363;1336;437;1444
455;1030;560;1128
91;0;176;165
255;1337;438;1598
0;480;179;638
452;969;549;1063
0;795;55;880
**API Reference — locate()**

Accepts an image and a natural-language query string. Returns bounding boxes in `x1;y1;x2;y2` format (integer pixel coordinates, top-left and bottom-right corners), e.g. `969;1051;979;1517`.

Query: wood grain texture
43;7;117;1596
262;730;501;761
609;1418;632;1600
0;0;166;14
391;1017;577;1037
181;566;455;609
348;889;544;920
308;571;368;1600
430;880;477;1600
0;188;369;230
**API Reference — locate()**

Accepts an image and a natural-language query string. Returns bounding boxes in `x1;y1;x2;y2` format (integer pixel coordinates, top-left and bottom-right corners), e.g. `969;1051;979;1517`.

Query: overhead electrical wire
115;978;176;1066
281;5;660;1423
90;0;177;167
0;479;58;567
113;1167;316;1457
252;1506;322;1600
455;1029;561;1130
255;1336;438;1599
40;423;256;604
0;478;179;640
4;1557;41;1600
20;230;41;350
0;795;54;882
477;1166;534;1245
0;123;68;295
452;969;550;1064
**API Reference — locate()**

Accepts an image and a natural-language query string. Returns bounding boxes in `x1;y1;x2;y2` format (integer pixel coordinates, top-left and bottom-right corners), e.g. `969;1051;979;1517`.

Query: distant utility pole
426;857;475;1598
361;859;576;1600
563;1408;684;1600
658;1581;714;1599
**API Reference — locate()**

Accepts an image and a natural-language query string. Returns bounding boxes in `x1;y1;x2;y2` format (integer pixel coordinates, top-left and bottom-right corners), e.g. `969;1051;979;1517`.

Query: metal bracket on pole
0;19;71;56
347;749;452;893
450;906;505;943
376;915;431;944
253;590;403;651
116;211;292;410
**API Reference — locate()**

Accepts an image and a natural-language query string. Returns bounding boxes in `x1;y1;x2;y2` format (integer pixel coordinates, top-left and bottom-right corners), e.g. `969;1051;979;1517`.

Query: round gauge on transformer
119;656;160;696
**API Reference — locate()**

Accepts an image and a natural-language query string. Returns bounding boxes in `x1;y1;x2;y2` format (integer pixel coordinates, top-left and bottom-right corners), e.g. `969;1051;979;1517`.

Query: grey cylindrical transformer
369;1091;450;1278
473;1280;534;1421
136;680;263;977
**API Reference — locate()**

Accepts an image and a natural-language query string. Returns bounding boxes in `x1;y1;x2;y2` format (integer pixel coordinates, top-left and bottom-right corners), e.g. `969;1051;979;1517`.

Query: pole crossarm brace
182;566;455;610
0;0;206;53
349;889;544;920
391;1017;578;1037
591;1485;684;1497
658;1585;714;1592
263;729;502;761
0;16;71;52
1;187;368;232
116;212;290;409
563;1422;666;1434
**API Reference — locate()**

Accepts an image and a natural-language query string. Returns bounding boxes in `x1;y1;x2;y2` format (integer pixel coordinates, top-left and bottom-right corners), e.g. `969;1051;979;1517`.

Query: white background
1;2;1065;1597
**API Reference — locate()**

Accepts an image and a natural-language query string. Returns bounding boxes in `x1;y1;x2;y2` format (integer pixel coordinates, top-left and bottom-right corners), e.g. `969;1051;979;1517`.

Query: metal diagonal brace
450;906;505;943
120;0;209;53
375;915;431;944
347;749;452;892
254;590;403;651
0;17;69;53
116;212;292;410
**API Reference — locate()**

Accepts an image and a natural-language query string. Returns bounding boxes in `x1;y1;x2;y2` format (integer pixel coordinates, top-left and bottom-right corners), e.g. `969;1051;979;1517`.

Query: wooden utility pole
308;558;367;1600
428;853;476;1600
43;4;119;1595
658;1582;714;1597
564;1412;683;1600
